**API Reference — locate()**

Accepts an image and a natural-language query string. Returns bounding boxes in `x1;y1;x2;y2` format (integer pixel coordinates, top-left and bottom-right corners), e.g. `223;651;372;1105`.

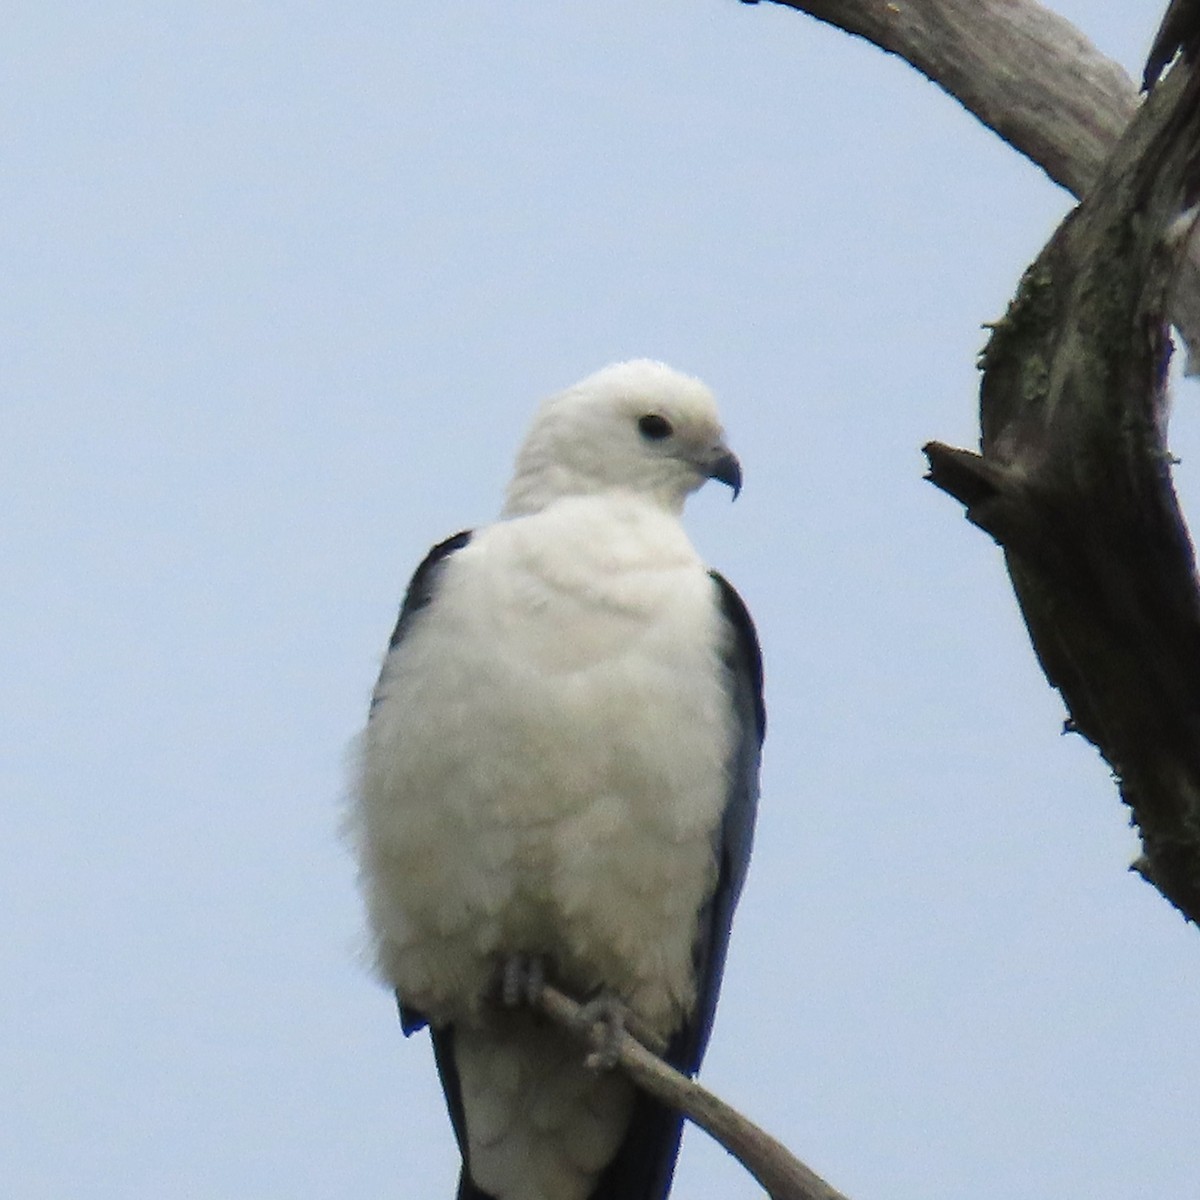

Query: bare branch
1145;0;1200;89
746;0;1200;367
924;46;1200;922
758;0;1134;195
532;983;851;1200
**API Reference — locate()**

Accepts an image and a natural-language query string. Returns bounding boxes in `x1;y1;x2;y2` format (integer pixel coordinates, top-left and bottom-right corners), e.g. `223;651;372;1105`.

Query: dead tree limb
743;0;1200;368
1146;0;1200;89
923;46;1200;922
532;983;851;1200
751;0;1133;194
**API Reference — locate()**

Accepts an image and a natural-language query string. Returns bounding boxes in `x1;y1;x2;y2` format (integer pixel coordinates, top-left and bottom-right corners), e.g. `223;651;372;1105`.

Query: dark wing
379;530;473;657
430;1027;494;1200
374;535;501;1200
374;529;501;1200
369;529;473;1036
589;570;765;1200
678;571;764;1067
381;554;763;1200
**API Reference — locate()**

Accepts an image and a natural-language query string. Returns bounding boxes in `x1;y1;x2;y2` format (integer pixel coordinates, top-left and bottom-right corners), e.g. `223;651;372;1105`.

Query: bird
350;359;765;1200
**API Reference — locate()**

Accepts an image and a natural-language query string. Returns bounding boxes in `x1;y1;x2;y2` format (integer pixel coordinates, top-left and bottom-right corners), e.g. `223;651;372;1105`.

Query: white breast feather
353;494;736;1200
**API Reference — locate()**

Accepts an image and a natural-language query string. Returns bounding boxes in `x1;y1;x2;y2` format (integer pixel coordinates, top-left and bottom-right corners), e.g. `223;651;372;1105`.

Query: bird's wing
381;530;474;657
368;528;473;1035
370;541;763;1200
430;1027;489;1200
680;570;764;1068
589;570;765;1200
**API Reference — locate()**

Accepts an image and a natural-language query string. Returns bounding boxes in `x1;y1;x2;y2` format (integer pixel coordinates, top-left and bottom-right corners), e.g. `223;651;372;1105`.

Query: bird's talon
576;994;628;1070
499;954;546;1008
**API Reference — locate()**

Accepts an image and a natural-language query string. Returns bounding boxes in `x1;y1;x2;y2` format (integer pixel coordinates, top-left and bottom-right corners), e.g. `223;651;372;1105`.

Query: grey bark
534;983;850;1200
743;0;1200;921
752;0;1200;367
922;49;1200;923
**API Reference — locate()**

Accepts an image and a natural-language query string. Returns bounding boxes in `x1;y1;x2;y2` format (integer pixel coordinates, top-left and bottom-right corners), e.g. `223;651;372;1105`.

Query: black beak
707;449;743;500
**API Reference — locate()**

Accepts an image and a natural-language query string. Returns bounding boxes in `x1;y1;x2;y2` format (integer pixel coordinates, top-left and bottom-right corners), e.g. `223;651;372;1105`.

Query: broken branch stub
924;52;1200;924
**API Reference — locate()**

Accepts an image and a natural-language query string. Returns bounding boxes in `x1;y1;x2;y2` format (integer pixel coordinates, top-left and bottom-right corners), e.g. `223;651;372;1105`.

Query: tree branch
924;42;1200;921
745;0;1200;366
1145;0;1200;90
532;983;850;1200
758;0;1134;195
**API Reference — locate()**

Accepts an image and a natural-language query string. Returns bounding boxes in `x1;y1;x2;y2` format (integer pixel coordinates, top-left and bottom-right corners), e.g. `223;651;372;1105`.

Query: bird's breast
471;496;712;673
359;497;735;1034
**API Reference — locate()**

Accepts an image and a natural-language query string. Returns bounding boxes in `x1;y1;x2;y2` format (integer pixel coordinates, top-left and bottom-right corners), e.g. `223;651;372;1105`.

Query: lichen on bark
925;54;1200;923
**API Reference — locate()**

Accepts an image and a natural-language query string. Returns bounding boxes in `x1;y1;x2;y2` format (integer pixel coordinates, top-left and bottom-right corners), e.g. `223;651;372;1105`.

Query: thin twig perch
530;983;850;1200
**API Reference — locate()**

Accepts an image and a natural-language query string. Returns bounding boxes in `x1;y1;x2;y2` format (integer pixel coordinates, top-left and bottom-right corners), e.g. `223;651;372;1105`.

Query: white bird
351;360;765;1200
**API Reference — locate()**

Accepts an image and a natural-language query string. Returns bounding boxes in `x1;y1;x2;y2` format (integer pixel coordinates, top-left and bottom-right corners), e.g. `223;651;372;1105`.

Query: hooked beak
706;448;743;500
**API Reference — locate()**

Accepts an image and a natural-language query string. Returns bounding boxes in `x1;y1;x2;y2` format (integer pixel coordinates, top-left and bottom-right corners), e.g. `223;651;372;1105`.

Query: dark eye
637;413;673;440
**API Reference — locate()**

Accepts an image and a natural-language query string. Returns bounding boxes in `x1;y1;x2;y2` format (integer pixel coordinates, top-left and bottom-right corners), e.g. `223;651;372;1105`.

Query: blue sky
4;3;1199;1198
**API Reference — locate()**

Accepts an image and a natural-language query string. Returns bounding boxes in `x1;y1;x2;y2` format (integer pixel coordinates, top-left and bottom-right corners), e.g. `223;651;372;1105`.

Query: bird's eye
637;414;673;440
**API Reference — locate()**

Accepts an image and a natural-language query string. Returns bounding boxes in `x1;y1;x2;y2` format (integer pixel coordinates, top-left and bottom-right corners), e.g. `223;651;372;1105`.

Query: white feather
352;361;741;1200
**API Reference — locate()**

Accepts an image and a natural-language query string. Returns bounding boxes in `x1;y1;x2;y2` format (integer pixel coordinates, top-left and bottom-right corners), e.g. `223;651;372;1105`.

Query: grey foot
499;953;546;1009
576;993;628;1070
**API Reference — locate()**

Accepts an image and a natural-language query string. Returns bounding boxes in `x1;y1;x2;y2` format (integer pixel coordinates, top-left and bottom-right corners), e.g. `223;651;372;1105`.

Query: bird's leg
498;953;546;1009
575;992;629;1071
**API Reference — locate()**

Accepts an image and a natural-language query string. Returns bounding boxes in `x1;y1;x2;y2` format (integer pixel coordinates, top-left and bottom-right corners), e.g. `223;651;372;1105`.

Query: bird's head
502;359;742;517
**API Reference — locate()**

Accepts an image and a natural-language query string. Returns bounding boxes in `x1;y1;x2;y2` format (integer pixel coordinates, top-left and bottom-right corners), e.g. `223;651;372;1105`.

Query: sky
4;2;1199;1199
